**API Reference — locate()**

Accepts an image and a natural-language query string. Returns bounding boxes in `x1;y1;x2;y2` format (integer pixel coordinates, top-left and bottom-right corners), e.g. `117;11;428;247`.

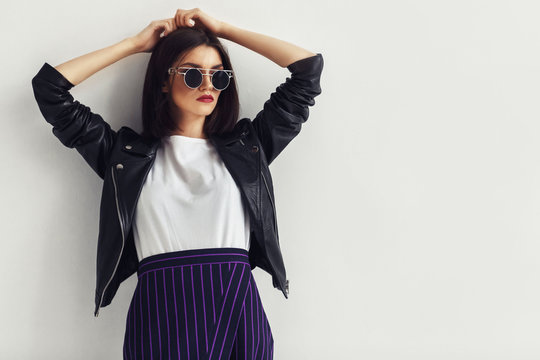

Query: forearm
217;22;316;68
53;37;139;86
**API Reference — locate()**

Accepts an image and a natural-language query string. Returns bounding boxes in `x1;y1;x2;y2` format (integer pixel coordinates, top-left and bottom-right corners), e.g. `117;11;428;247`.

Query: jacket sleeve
251;52;324;166
31;62;118;180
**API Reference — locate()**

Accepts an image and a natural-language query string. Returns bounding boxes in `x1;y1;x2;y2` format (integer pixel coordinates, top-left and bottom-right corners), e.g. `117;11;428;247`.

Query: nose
199;71;214;91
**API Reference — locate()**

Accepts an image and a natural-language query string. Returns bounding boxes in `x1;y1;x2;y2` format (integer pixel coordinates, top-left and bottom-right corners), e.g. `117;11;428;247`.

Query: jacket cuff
286;53;324;77
34;62;75;90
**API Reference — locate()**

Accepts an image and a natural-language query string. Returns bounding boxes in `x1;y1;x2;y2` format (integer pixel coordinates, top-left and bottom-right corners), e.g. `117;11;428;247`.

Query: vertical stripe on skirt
123;247;274;360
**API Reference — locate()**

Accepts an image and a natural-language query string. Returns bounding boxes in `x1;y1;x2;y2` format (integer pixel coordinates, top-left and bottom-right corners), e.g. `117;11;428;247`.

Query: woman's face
162;45;224;122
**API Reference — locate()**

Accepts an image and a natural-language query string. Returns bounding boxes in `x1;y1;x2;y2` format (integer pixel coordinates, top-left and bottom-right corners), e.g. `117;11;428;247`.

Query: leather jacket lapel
209;119;262;225
109;129;160;241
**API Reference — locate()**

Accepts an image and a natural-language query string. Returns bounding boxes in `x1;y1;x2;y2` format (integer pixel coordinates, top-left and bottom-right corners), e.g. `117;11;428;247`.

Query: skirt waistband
137;247;250;278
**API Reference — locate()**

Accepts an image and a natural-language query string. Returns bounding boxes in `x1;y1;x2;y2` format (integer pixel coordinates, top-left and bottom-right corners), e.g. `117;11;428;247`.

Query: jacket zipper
95;165;125;317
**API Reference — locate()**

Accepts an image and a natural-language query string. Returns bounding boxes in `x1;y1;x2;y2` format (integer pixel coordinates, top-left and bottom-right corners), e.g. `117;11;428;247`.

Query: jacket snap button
116;163;123;170
125;145;132;149
252;145;259;152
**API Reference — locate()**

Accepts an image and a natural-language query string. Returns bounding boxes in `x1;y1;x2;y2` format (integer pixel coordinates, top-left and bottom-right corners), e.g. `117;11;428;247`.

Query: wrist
123;37;141;55
217;21;234;39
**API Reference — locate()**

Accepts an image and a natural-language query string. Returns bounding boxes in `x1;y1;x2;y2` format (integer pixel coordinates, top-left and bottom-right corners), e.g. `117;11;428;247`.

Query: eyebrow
178;62;224;69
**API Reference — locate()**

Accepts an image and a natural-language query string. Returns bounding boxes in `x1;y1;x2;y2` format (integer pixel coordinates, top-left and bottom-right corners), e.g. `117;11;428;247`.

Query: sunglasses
167;67;234;91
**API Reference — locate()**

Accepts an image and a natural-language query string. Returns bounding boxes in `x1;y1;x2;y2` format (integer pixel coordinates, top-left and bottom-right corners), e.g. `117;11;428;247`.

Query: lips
197;95;214;101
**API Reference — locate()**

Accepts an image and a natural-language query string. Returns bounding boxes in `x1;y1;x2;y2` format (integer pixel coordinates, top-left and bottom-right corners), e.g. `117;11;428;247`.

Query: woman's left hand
174;8;223;35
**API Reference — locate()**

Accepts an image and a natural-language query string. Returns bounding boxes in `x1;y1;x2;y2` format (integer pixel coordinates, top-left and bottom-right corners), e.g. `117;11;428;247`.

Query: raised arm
218;21;323;165
31;18;178;179
173;8;324;165
52;17;181;85
176;9;324;166
217;23;316;68
52;38;137;86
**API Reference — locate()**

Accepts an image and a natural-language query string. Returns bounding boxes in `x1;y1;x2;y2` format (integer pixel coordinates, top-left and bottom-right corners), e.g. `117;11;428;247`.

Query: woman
31;7;323;360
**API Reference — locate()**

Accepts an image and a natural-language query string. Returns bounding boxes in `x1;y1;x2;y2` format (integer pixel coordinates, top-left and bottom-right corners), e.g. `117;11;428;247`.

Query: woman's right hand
130;18;178;53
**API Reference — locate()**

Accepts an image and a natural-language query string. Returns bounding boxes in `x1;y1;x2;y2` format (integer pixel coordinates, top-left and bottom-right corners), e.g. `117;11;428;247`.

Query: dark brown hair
140;27;240;141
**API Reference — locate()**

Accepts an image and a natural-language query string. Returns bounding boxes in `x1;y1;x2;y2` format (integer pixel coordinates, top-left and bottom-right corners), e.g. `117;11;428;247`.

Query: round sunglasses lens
184;68;202;88
212;71;230;90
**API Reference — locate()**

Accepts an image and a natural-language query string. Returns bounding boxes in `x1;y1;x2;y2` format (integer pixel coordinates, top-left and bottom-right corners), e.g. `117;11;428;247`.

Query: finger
164;19;173;35
158;20;169;37
170;18;178;30
183;13;195;27
177;15;184;27
178;12;186;27
189;9;200;25
164;19;175;34
162;22;168;36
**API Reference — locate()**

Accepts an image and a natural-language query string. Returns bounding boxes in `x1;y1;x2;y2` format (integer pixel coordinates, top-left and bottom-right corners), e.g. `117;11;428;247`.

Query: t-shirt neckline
168;134;210;143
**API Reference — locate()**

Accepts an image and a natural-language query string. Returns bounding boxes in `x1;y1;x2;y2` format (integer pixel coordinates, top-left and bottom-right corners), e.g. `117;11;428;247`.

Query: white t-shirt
133;134;251;262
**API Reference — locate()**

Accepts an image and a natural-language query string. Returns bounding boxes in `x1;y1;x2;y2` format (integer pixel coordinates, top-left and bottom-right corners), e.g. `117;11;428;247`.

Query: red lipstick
197;94;214;102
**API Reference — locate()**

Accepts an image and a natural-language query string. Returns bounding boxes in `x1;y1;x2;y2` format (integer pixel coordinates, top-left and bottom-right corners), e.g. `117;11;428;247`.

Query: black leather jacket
31;52;324;317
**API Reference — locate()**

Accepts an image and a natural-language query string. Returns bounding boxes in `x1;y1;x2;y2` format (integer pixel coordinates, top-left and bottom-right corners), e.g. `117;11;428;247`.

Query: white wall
2;0;540;358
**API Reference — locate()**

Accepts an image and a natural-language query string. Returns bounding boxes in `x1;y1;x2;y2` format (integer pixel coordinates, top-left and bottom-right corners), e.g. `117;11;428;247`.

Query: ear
162;82;169;93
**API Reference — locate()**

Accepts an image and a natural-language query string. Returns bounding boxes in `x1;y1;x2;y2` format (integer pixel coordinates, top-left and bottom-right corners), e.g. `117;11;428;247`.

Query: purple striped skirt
122;247;274;360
